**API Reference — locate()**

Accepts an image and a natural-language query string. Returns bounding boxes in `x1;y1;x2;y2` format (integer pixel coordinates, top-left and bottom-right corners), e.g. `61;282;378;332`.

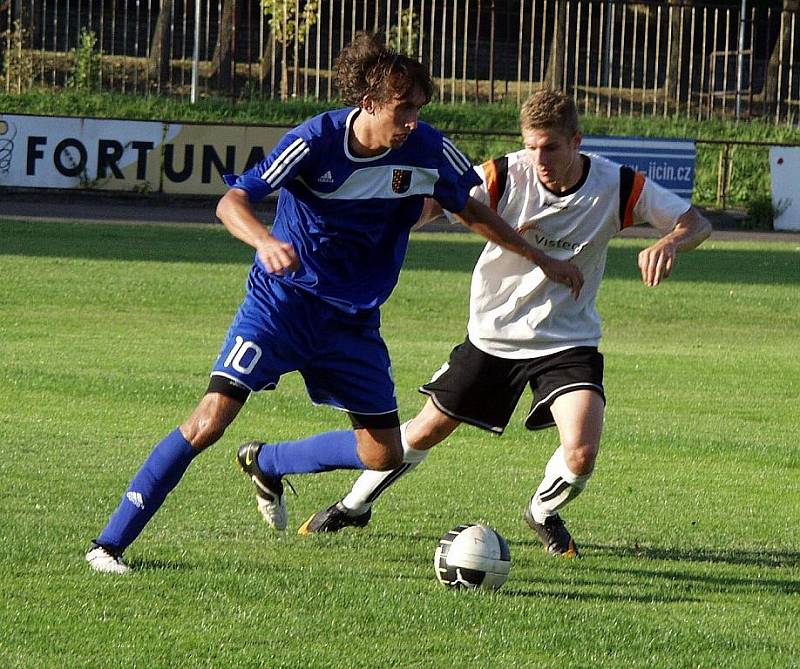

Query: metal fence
2;0;799;124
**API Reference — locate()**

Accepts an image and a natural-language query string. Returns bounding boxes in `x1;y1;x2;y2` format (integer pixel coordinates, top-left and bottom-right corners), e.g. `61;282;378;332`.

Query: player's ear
361;94;375;114
572;132;582;151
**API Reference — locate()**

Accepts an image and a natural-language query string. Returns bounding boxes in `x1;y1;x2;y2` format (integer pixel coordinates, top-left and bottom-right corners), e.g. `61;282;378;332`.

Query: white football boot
85;543;132;574
237;441;288;530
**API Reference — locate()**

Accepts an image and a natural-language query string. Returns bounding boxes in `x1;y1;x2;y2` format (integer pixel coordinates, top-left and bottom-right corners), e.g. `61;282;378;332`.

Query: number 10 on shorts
224;336;263;374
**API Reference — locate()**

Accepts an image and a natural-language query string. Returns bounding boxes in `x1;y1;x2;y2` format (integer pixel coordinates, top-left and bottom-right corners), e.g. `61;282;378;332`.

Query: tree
665;0;692;106
764;0;800;117
388;7;419;57
149;0;174;91
3;0;42;92
544;0;567;91
210;0;235;93
261;0;318;101
12;0;41;48
2;0;42;89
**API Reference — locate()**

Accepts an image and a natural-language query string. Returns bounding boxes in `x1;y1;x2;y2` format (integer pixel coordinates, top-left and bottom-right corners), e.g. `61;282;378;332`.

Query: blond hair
520;89;579;137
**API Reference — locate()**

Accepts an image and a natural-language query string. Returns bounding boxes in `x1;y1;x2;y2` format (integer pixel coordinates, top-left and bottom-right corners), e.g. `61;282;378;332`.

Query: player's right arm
216;188;299;274
217;131;312;274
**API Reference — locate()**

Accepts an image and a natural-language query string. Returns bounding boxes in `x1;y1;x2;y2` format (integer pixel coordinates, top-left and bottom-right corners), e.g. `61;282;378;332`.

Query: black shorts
419;339;605;433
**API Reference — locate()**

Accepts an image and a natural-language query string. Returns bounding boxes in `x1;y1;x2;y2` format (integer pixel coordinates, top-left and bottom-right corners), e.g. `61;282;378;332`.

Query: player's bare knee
180;395;240;450
357;440;403;470
564;442;598;475
193;417;229;449
370;448;403;470
180;413;225;450
355;426;403;470
408;411;457;449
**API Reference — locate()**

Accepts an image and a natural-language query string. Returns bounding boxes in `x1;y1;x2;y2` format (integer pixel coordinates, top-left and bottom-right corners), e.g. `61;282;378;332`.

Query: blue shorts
210;267;397;416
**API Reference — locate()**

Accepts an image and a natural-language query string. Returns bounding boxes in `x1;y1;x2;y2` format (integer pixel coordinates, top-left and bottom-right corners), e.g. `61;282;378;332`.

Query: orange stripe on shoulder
623;171;646;228
481;159;500;211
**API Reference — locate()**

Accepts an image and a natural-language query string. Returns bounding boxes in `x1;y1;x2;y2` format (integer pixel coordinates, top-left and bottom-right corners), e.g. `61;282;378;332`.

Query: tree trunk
665;0;691;105
6;0;42;89
259;30;275;91
210;0;235;94
292;0;299;97
12;0;42;47
149;0;174;91
280;20;288;101
544;0;567;91
764;0;800;116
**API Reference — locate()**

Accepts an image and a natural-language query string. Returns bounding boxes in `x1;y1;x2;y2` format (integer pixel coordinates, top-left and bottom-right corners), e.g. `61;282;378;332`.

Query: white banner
0;113;288;195
769;147;800;232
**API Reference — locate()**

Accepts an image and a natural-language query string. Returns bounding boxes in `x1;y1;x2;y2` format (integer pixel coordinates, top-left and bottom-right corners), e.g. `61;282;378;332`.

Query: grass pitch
1;219;798;669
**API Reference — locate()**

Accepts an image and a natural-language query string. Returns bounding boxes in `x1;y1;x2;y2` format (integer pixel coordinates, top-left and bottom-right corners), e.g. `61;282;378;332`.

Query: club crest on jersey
391;169;412;194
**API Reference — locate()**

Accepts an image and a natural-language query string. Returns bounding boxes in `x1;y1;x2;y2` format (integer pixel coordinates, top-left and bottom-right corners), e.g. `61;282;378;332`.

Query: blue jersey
224;108;481;314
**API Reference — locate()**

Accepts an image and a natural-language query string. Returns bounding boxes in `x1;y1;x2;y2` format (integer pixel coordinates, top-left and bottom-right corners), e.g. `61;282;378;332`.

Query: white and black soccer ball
434;524;511;590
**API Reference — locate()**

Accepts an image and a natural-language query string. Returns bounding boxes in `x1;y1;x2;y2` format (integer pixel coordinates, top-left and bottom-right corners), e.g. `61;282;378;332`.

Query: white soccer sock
341;421;429;515
529;446;591;524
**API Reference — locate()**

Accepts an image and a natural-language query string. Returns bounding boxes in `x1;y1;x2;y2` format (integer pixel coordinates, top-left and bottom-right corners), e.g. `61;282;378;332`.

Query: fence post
716;143;732;208
489;0;495;103
735;0;747;119
191;0;200;102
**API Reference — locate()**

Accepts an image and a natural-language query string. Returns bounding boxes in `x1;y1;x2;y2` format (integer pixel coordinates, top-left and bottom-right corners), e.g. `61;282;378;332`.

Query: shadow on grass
129;557;197;572
385;559;701;603
3;219;799;286
592;564;799;596
500;586;700;604
583;542;800;571
378;531;448;544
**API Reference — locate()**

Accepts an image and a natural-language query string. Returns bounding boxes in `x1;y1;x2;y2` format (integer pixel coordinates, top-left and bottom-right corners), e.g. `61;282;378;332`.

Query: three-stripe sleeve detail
261;138;310;188
442;137;472;175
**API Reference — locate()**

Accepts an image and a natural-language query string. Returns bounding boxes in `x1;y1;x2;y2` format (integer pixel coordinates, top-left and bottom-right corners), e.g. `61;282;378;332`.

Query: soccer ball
434;524;511;590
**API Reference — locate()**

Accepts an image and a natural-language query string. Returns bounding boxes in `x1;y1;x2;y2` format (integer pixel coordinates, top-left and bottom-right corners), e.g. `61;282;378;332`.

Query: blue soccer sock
257;430;365;478
96;428;198;552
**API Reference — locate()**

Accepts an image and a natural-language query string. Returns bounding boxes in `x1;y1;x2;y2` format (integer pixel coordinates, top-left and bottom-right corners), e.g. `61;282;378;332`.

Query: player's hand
257;239;300;275
540;257;584;298
638;238;676;287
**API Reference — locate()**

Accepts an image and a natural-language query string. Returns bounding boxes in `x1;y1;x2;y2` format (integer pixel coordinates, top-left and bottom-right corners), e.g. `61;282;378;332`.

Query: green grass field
1;220;798;668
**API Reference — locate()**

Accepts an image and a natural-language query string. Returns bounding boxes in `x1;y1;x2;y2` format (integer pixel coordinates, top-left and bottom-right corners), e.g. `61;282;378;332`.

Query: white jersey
461;150;689;359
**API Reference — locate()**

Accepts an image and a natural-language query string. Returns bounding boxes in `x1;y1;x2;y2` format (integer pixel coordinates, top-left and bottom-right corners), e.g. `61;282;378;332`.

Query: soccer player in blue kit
86;33;583;573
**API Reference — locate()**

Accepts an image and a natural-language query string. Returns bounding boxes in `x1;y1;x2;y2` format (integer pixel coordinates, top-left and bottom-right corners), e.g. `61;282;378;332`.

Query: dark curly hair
335;32;433;107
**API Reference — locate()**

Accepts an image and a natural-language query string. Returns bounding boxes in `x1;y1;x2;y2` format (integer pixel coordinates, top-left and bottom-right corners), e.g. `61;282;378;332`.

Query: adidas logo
318;170;333;183
126;491;144;509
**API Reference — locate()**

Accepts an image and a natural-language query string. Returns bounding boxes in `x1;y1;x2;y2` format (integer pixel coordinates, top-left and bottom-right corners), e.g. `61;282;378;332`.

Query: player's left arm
638;206;711;287
412;197;445;229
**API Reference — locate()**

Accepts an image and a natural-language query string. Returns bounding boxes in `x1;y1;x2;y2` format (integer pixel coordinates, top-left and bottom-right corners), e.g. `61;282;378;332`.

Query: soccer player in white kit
300;89;712;556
